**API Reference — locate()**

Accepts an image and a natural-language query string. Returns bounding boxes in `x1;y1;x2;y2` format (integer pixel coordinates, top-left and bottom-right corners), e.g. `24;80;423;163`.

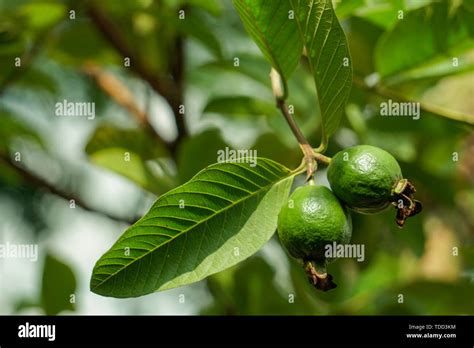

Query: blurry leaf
89;148;174;194
460;0;474;37
351;0;405;29
291;0;353;139
196;54;272;87
15;66;58;93
203;96;275;117
174;8;223;58
19;2;65;30
86;125;167;159
41;253;77;315
177;128;227;183
51;20;118;65
382;51;474;86
0;159;23;186
381;280;474;314
334;0;365;19
350;252;401;300
0;111;43;154
90;158;296;297
346;17;384;76
375;3;473;79
233;0;303;94
187;0;223;17
85;125;173;194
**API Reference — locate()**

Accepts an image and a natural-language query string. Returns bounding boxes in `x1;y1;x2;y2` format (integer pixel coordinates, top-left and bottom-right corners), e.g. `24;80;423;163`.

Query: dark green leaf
85;125;174;194
177;128;228;183
291;0;353;138
90;158;297;297
174;8;223;59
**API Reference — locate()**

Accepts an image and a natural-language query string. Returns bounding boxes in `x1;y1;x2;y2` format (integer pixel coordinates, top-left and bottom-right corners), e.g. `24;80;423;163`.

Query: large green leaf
90;158;297;297
232;0;303;96
41;253;77;315
291;0;353;139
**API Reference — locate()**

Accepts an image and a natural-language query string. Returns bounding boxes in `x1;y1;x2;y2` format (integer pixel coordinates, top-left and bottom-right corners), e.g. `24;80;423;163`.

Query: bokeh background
1;0;473;315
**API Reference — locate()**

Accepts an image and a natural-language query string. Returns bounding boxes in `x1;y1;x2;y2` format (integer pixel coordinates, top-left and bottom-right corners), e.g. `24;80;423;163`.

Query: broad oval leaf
291;0;352;139
90;158;296;297
233;0;303;95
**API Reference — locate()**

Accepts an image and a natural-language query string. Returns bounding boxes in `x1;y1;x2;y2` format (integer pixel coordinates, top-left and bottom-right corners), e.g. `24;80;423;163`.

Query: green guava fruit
327;145;422;226
277;185;352;291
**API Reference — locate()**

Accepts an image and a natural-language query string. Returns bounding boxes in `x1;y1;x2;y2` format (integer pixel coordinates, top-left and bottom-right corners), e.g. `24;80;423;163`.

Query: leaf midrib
92;163;294;291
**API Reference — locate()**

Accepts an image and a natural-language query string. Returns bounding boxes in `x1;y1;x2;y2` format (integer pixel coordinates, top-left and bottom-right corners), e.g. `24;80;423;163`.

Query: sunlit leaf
291;0;353;138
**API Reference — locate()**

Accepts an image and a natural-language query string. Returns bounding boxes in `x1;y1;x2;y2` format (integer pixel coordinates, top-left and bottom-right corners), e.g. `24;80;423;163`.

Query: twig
82;63;173;153
0;154;137;224
353;75;474;126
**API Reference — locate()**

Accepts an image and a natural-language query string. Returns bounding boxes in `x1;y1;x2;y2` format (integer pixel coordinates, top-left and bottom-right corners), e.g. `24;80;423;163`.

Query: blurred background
0;0;473;315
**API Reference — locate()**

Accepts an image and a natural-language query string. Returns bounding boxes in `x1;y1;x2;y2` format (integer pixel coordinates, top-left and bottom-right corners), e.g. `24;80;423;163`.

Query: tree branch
0;154;137;224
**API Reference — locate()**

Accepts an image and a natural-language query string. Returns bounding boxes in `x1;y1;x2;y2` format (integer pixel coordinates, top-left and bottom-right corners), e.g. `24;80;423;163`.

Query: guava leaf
291;0;353;139
85;125;174;194
232;0;303;94
90;158;297;297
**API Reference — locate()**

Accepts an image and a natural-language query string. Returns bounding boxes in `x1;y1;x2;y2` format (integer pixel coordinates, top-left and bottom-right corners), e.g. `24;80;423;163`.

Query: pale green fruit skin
327;145;403;213
277;185;352;263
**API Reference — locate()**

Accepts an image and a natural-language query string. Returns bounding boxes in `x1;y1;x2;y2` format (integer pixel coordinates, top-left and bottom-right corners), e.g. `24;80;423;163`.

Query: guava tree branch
86;3;188;150
0;154;137;225
352;75;474;126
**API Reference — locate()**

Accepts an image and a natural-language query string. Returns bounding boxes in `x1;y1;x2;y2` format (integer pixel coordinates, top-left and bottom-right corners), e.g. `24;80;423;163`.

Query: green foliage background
0;0;473;315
